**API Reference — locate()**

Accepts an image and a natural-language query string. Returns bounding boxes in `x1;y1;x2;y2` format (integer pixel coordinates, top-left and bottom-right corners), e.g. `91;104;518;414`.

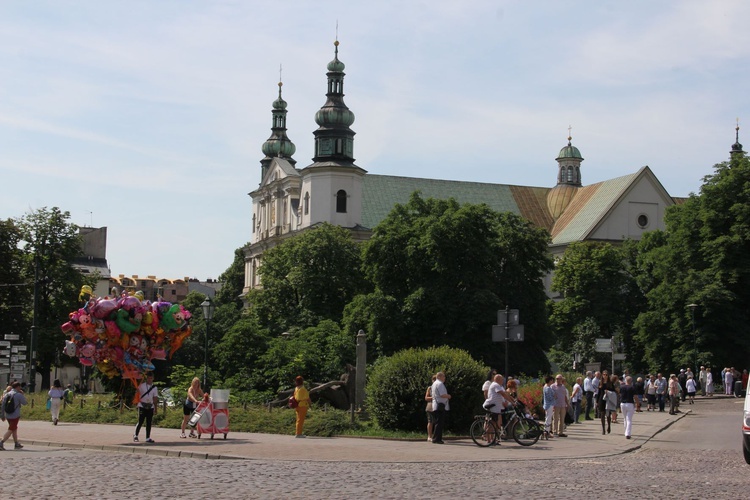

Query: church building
243;40;695;298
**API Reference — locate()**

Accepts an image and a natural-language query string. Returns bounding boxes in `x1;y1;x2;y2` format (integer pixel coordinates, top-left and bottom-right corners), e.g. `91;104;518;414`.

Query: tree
633;151;750;371
250;320;355;393
15;207;88;389
0;219;30;341
548;241;643;369
358;193;554;374
251;223;367;333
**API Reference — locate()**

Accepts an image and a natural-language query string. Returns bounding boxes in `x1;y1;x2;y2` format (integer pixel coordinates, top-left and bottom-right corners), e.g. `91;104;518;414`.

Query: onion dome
311;40;356;165
260;81;296;178
730;120;743;157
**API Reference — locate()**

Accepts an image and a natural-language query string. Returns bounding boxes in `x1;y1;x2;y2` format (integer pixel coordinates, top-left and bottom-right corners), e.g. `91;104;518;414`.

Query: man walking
655;373;667;412
0;381;28;450
592;371;601;418
552;374;569;437
583;371;595;420
431;372;451;445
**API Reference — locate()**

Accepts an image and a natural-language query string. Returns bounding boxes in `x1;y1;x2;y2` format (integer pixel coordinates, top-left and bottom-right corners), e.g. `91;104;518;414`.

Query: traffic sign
0;359;8;365
497;309;520;326
0;350;9;356
595;338;612;352
11;347;17;353
508;325;524;341
10;364;24;371
0;341;9;347
13;355;25;362
10;356;18;363
613;353;626;360
492;325;506;342
10;372;23;379
0;368;9;375
4;334;19;340
15;345;26;351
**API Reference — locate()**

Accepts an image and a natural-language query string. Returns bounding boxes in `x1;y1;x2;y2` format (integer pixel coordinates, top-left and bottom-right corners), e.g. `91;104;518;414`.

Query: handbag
46;398;51;410
288;395;299;409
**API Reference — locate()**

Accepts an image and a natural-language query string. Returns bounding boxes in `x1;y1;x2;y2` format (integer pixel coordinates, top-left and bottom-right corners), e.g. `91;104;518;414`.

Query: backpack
3;393;15;414
64;389;73;403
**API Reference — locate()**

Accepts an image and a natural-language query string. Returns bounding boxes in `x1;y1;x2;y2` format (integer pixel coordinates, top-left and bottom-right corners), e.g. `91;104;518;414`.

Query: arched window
566;166;573;183
336;190;347;213
304;192;310;215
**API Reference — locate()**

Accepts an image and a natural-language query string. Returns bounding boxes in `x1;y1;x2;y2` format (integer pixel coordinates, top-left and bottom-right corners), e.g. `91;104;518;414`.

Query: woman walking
542;375;555;439
425;374;436;442
181;377;204;438
48;379;65;425
571;377;583;424
619;376;635;439
293;376;311;438
597;371;615;435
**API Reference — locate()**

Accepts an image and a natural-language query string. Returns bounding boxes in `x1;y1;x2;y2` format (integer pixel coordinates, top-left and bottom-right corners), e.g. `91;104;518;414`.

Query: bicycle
470;400;544;447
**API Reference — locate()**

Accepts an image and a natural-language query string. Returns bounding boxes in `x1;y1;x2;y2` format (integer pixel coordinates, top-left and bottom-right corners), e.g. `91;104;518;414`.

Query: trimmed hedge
365;346;485;432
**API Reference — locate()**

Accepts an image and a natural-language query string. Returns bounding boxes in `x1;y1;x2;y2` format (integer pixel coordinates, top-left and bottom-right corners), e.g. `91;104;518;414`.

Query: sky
1;1;748;281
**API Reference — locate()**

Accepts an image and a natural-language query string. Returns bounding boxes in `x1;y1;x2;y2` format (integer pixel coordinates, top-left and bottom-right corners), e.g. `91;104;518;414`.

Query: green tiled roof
551;172;639;245
361;175;536;229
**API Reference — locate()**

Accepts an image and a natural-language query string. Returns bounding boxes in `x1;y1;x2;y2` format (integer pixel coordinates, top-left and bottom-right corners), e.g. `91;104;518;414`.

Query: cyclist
483;374;516;432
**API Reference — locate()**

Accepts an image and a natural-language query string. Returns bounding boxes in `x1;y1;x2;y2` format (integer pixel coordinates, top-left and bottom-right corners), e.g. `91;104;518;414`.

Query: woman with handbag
293;376;311;438
133;372;158;443
181;377;204;438
48;379;65;425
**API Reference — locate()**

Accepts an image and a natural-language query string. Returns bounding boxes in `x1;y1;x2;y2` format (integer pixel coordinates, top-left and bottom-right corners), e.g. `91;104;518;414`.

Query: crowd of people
422;365;747;444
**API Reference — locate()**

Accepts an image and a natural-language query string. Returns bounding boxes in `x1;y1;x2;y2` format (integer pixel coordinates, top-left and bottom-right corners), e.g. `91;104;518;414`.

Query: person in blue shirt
0;381;28;450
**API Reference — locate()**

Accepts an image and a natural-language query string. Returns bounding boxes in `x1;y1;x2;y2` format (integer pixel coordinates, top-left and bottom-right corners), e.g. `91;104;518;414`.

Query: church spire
311;39;356;165
260;70;297;180
730;118;744;158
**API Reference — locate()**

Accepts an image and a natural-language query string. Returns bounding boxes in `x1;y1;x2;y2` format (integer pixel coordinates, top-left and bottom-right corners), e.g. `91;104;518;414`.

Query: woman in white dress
706;368;714;396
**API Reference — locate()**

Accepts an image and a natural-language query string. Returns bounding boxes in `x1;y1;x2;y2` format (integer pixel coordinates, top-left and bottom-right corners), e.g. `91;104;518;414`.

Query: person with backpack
0;381;28;450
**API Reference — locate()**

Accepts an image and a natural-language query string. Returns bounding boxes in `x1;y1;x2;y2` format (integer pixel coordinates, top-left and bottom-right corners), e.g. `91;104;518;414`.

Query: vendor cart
189;389;230;440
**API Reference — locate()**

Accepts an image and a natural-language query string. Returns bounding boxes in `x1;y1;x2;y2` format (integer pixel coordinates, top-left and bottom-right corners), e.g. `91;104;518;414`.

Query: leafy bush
365;346;486;432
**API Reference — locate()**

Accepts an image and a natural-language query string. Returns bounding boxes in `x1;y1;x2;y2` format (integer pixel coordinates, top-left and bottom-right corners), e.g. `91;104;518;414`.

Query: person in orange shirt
293;376;311;438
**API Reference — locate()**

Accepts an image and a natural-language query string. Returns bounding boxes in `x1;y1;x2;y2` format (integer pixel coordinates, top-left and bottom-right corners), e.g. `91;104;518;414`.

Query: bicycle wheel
511;418;541;446
470;418;495;447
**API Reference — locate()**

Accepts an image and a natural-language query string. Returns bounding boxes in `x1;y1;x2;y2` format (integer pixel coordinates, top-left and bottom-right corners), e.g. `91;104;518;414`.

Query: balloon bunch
61;286;193;380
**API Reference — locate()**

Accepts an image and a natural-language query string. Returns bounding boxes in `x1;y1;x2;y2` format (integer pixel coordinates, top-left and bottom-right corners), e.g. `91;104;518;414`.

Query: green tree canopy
549;241;643;369
15;207;89;389
250;223;366;334
354;193;554;374
633;151;750;371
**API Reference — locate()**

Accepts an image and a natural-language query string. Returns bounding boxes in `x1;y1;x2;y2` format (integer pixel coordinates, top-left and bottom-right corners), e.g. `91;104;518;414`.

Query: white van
743;379;750;463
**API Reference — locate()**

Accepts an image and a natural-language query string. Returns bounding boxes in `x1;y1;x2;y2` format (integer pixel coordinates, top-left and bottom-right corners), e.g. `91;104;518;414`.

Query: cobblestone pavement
1;446;745;499
2;396;745;498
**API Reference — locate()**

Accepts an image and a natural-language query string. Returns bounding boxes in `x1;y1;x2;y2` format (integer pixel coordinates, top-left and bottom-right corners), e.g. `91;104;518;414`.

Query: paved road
1;396;745;499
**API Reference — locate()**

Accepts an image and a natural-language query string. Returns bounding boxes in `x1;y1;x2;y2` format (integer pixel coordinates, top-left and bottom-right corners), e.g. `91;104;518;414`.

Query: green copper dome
556;141;583;160
315;105;355;128
262;137;296;157
327;41;346;72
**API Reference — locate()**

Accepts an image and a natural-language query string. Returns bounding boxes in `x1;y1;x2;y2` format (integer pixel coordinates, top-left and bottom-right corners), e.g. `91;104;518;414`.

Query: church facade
242;41;687;298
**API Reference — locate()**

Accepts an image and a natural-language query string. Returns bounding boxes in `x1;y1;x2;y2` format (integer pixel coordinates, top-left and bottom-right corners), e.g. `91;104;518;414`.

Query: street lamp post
201;297;216;391
688;303;698;371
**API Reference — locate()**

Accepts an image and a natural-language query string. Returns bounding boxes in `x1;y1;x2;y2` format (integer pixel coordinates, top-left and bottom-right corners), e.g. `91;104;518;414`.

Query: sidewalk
17;405;692;462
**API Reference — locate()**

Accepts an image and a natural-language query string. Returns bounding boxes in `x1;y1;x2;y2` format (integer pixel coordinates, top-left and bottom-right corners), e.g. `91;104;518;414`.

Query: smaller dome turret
731;119;744;158
327;40;346;72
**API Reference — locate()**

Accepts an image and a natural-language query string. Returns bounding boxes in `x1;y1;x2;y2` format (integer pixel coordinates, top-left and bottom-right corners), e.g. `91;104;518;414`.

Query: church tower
547;130;583;219
730;119;744;158
260;80;296;180
299;40;366;229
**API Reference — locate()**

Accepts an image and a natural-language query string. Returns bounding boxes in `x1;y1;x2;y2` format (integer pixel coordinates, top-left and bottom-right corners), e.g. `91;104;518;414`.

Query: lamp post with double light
201;297;216;391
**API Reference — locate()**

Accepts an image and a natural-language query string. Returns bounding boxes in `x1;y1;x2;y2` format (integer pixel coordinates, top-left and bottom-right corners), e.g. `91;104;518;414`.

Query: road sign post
492;306;524;381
